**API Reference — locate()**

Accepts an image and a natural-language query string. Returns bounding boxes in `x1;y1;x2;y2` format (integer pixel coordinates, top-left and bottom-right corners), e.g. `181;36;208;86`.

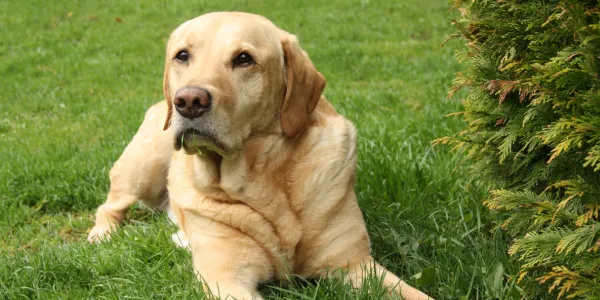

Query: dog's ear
280;34;326;138
163;59;173;131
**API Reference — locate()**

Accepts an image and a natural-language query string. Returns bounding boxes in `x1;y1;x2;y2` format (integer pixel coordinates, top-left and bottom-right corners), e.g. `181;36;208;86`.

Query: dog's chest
169;151;302;275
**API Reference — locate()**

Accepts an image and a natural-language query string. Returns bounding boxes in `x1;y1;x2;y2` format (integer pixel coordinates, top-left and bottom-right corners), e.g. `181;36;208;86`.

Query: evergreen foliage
438;0;600;298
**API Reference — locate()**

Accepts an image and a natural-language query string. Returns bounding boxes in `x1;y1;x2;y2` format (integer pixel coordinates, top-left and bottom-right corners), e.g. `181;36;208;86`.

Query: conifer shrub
439;0;600;298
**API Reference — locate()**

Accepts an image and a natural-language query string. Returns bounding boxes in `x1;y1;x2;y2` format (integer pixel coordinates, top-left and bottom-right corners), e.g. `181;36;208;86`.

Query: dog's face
163;12;326;157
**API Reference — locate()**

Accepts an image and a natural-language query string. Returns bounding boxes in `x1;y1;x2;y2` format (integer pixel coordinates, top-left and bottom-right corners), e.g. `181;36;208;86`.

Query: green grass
0;0;519;299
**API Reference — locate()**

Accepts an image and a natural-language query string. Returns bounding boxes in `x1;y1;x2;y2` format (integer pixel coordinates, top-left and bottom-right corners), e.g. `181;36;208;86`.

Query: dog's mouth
174;128;226;157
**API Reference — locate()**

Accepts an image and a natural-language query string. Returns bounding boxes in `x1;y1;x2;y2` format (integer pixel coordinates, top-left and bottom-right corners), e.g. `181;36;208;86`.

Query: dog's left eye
232;52;255;67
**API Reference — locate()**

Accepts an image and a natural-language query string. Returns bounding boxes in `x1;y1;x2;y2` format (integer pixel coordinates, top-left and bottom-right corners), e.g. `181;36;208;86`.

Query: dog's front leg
88;101;174;243
186;224;273;300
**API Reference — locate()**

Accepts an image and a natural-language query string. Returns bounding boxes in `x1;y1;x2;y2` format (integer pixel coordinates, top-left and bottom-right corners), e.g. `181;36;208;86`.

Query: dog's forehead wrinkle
184;34;204;52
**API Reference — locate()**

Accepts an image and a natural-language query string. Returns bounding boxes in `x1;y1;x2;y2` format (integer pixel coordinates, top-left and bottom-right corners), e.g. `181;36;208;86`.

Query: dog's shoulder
307;96;357;160
289;96;358;198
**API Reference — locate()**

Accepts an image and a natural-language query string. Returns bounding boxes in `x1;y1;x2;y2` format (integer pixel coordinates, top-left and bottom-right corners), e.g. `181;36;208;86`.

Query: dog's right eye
175;50;189;62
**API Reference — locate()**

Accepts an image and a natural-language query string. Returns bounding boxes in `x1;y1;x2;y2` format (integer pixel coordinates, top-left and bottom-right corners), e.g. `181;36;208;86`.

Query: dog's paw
87;225;114;244
171;230;190;248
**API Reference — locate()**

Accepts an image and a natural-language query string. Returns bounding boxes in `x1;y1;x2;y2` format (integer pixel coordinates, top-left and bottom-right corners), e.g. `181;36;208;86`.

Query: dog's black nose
174;87;212;119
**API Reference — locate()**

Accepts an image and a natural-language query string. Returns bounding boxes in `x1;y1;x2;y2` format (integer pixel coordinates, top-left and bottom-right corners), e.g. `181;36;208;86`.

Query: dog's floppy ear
280;33;326;138
163;59;173;131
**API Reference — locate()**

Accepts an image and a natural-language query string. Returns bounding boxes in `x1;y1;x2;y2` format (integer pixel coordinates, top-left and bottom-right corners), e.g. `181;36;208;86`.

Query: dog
88;12;431;300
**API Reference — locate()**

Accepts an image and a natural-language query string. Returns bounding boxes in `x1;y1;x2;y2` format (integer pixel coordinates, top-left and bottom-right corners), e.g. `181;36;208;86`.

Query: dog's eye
175;50;189;62
232;52;254;67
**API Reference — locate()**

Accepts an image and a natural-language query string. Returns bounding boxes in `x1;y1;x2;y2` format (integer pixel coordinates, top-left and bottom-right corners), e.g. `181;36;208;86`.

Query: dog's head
162;12;325;157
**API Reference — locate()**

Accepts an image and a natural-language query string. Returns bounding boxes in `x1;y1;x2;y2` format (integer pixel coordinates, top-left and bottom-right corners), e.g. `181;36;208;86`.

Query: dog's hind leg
88;100;174;243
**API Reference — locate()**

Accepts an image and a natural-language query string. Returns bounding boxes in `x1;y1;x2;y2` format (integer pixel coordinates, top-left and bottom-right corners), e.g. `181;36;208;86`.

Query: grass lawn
1;0;520;299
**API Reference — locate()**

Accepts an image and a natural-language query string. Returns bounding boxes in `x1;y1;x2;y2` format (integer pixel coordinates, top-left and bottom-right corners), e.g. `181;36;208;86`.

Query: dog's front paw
171;230;190;248
87;225;114;243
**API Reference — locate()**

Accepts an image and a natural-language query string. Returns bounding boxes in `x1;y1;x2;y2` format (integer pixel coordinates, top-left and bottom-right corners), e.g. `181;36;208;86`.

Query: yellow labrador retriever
88;12;431;300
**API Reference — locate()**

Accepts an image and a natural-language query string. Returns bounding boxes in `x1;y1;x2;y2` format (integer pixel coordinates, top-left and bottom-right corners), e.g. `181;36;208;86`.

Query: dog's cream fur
88;12;431;300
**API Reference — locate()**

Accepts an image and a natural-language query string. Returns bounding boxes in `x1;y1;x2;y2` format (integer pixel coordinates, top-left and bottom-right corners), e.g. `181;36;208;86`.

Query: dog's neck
191;98;339;196
185;108;336;207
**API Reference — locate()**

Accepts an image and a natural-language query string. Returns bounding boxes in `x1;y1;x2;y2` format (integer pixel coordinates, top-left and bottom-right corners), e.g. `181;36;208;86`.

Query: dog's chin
174;129;226;157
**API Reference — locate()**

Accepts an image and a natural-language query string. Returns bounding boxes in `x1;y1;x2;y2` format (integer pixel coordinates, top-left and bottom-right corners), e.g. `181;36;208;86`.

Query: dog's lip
174;128;226;154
